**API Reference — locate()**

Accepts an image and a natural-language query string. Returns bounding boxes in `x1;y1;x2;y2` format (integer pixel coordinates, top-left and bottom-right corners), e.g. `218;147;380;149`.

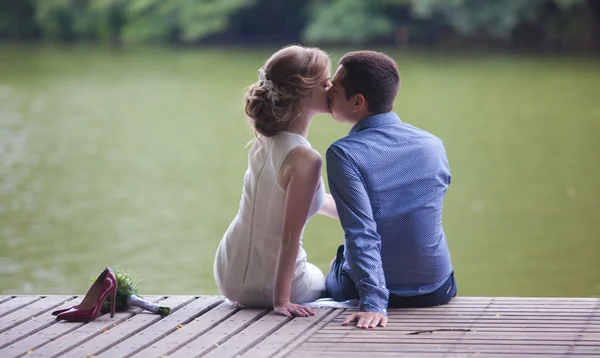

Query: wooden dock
0;295;598;357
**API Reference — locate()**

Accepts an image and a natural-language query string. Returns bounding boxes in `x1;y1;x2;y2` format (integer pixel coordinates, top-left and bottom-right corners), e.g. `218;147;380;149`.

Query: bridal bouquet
93;267;171;316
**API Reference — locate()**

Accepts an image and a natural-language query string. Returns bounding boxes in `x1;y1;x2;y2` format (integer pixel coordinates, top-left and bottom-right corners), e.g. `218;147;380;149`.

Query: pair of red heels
52;267;118;322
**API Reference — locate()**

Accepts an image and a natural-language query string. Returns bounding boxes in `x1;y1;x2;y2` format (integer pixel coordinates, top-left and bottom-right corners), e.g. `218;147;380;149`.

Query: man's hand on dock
342;311;388;329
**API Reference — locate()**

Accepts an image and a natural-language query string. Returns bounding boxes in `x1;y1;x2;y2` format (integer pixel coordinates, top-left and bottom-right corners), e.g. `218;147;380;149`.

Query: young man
325;51;456;329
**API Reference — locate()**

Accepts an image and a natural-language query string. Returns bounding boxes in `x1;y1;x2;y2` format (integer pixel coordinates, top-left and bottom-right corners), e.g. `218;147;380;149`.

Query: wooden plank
386;309;598;315
343;316;600;322
296;342;450;353
289;352;598;358
455;297;599;302
131;301;239;358
383;314;598;319
0;296;164;358
309;337;600;346
401;299;599;304
492;297;600;302
0;297;81;349
0;296;74;334
384;304;599;310
296;342;600;354
95;296;223;357
323;322;600;329
313;332;600;341
386;308;598;314
53;296;195;358
571;346;600;355
326;314;600;325
0;319;86;357
389;312;600;319
168;308;269;358
320;327;600;335
0;296;41;319
463;302;599;307
391;305;598;310
321;324;600;332
293;342;553;353
273;309;344;358
398;302;599;309
242;308;334;358
0;297;13;305
202;311;290;358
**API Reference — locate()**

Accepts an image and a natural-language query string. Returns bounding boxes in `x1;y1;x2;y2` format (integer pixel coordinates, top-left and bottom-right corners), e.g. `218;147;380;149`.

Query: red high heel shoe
54;267;118;322
52;267;116;316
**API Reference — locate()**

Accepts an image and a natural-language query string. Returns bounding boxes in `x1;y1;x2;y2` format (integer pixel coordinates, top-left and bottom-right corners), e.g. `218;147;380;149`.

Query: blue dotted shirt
326;112;454;314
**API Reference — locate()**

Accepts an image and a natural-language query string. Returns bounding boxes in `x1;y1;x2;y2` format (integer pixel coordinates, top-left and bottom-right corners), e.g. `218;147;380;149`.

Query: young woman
214;45;338;318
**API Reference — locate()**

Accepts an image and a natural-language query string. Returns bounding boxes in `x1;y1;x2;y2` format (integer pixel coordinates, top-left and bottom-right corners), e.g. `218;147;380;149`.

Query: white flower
258;68;280;104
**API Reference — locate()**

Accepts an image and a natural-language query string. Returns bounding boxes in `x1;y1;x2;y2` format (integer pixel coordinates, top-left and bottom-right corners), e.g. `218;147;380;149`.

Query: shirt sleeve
326;144;389;315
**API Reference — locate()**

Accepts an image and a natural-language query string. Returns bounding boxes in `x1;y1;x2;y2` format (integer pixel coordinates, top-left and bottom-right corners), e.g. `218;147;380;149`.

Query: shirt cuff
358;284;389;315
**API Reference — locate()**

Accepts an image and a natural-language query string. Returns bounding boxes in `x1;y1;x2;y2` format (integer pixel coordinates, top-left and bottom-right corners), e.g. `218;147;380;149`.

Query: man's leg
388;272;457;308
325;245;359;301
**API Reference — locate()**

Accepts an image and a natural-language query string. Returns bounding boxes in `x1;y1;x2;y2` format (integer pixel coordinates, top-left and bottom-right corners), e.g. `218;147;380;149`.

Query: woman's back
214;132;325;306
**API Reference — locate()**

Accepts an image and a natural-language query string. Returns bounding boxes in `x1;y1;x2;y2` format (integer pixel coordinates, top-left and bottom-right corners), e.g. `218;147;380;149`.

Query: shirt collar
349;112;402;135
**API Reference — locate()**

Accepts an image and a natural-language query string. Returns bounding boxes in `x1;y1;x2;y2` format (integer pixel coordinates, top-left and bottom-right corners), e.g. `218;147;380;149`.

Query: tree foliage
123;0;257;43
24;0;255;43
400;0;588;39
0;0;597;52
303;0;394;45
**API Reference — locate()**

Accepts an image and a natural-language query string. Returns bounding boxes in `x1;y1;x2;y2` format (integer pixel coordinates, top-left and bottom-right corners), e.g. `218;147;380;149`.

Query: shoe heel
110;288;117;318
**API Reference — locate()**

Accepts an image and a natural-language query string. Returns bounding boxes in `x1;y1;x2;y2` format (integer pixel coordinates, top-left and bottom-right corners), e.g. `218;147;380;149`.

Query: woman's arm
273;146;321;318
318;193;339;219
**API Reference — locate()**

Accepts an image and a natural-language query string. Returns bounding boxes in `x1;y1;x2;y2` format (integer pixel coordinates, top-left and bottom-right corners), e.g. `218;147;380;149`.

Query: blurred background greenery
1;0;599;51
0;0;599;298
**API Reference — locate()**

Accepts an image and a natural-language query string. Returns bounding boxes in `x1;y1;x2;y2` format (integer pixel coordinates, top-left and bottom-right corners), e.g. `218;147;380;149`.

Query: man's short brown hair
338;51;400;114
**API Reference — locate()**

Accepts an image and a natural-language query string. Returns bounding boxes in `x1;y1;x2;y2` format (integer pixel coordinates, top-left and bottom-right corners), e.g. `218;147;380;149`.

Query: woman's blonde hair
245;45;330;137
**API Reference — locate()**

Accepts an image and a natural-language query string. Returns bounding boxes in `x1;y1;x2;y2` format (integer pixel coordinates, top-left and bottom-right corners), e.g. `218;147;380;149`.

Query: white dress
213;131;326;307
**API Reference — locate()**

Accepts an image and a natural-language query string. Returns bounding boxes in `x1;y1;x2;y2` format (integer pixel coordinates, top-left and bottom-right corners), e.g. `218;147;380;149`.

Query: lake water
1;44;599;298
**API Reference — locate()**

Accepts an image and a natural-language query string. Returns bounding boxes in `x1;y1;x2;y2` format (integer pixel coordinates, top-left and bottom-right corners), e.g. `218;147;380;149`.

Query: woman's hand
274;301;315;318
318;193;339;219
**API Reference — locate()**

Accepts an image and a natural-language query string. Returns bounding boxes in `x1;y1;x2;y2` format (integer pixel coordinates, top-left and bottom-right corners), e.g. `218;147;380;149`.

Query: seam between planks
13;296;167;358
0;296;79;335
14;321;84;358
241;308;339;356
175;309;272;358
119;297;225;358
199;309;271;357
274;308;343;358
0;297;14;305
54;296;191;358
0;317;63;351
0;297;43;319
0;297;94;351
161;305;244;357
165;308;242;356
564;298;600;356
233;315;294;357
446;296;494;355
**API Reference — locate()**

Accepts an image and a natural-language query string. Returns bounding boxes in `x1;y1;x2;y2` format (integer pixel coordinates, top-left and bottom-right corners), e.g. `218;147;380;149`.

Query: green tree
123;0;257;43
384;0;587;39
303;0;394;45
31;0;256;44
34;0;91;41
33;0;127;43
0;0;37;40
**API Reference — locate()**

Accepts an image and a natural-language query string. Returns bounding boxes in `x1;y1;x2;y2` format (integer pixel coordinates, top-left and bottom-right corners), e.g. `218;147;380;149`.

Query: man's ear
353;94;366;113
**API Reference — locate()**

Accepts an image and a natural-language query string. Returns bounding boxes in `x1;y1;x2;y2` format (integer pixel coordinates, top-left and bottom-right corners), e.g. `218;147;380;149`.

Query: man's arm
326;145;389;315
